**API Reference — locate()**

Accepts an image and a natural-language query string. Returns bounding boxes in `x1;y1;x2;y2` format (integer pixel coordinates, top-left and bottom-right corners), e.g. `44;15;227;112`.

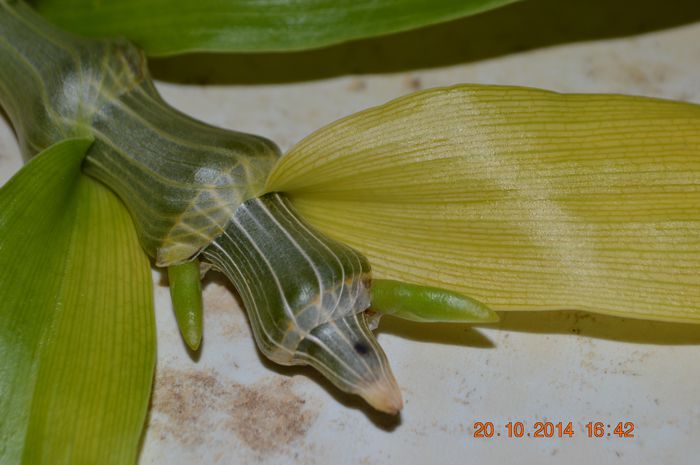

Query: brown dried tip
359;371;404;415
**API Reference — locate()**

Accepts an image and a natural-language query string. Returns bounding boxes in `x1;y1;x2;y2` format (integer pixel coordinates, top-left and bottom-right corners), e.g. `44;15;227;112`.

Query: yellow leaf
267;85;700;323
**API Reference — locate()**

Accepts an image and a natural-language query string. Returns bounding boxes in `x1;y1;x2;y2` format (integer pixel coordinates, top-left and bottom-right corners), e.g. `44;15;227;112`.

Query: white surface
2;10;700;465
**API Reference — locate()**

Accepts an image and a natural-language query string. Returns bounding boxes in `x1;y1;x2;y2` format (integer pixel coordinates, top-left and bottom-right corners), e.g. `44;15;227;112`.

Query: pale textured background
1;1;699;464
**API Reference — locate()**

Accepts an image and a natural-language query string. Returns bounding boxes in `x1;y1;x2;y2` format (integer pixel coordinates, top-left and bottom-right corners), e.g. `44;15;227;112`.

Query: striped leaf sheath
0;1;401;412
0;1;279;265
203;193;401;413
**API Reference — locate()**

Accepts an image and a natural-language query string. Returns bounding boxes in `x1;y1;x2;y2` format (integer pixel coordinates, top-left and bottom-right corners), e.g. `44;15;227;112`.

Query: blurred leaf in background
32;0;518;55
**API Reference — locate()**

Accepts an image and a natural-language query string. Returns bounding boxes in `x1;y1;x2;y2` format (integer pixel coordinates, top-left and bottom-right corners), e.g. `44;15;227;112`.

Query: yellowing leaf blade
267;85;700;322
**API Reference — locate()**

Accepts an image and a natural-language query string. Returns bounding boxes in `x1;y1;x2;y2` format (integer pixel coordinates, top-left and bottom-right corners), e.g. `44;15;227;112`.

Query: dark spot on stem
354;342;369;355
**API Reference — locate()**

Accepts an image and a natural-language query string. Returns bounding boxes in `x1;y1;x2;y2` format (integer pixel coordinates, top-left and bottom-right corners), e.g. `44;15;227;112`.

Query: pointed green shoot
168;258;203;351
371;279;499;323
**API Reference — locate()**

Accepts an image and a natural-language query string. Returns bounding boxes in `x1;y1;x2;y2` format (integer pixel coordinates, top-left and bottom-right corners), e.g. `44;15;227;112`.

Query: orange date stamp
472;421;635;439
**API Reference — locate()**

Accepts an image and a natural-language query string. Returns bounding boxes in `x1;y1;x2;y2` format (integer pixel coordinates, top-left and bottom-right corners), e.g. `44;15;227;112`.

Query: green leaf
32;0;518;55
267;85;700;323
0;138;155;465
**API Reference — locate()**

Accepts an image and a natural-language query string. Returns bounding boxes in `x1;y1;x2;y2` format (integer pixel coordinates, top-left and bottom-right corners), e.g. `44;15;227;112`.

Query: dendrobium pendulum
0;1;422;413
2;1;700;463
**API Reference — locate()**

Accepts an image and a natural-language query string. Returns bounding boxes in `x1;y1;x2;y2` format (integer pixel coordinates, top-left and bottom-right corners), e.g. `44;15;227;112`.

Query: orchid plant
1;1;698;464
